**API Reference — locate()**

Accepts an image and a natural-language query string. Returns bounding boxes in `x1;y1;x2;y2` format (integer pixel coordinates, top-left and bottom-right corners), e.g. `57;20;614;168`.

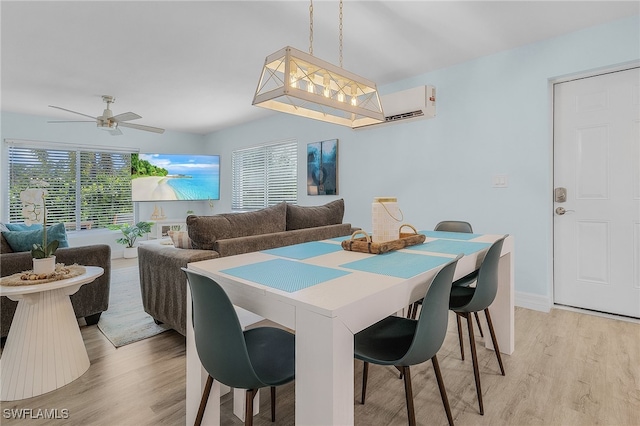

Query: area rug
97;266;170;348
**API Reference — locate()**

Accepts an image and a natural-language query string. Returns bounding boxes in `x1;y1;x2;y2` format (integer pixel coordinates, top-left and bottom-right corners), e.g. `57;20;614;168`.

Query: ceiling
1;1;638;135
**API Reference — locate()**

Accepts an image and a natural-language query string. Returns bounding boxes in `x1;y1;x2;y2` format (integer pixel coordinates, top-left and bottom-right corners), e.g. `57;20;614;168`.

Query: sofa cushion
0;224;13;254
286;199;345;231
215;223;353;257
1;222;69;252
188;202;287;250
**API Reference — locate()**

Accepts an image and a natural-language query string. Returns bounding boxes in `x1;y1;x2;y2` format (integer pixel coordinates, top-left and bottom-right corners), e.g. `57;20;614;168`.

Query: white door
553;67;640;318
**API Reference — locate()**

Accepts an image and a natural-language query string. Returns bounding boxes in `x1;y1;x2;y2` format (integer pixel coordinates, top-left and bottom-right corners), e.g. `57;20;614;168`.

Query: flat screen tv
131;153;220;202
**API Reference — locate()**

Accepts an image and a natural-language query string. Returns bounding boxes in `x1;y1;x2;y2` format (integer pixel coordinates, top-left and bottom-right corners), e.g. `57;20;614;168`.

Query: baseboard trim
515;291;551;312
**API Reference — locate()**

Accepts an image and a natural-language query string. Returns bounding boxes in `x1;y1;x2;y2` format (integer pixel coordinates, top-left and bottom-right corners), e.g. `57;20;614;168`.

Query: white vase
123;247;138;259
33;255;56;275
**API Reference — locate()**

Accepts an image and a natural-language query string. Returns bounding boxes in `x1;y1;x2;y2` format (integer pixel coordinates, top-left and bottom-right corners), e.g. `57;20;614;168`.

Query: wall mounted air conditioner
354;85;436;129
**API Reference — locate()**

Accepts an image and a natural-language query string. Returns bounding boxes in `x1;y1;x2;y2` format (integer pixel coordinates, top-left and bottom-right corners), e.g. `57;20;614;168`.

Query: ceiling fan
48;95;165;135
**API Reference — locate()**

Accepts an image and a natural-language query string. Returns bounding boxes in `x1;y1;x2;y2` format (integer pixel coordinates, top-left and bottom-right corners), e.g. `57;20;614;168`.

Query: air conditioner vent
354;85;435;129
385;110;424;122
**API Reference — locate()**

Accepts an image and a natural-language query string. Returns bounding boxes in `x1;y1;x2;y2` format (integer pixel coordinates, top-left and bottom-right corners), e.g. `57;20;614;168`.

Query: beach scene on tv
131;153;220;201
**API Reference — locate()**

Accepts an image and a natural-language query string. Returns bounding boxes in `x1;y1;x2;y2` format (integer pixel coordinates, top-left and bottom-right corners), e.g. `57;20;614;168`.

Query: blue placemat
419;230;481;241
408;239;490;255
339;251;451;279
262;241;342;260
220;259;351;292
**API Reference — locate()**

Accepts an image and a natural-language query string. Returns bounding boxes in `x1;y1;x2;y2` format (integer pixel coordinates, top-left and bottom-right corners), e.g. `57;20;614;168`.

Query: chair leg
456;314;465;360
474;312;484;337
270;386;276;422
407;302;419;320
195;375;214;426
466;313;484;415
431;355;454;426
245;389;258;426
361;361;369;404
401;366;416;426
484;308;505;376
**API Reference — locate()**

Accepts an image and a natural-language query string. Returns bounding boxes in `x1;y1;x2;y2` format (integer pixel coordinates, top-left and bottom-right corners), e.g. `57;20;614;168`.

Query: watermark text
3;408;69;420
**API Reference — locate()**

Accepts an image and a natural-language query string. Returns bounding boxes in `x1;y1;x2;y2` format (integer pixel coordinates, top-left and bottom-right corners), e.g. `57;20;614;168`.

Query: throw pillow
187;202;287;250
5;223;43;231
223;202;287;238
1;222;70;253
286;199;345;230
168;230;192;249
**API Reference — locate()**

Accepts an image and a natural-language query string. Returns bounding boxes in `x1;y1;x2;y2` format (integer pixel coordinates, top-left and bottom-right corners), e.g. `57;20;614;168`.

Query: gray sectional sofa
0;235;111;338
138;199;354;336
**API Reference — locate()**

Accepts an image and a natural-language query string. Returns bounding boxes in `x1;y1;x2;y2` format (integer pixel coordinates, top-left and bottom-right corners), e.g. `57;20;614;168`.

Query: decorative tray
0;264;86;286
341;224;426;255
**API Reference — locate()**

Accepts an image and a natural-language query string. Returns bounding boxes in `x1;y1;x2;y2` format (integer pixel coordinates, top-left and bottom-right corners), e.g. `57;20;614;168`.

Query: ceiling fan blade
48;105;97;120
47;120;95;123
112;112;141;122
118;122;165;134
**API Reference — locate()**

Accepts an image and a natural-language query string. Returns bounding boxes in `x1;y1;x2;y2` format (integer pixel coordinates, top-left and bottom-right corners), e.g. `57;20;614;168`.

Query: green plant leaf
45;240;59;257
113;221;152;247
31;246;46;259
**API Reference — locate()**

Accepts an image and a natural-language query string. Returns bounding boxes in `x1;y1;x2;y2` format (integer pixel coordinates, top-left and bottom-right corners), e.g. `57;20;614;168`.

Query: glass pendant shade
253;46;384;128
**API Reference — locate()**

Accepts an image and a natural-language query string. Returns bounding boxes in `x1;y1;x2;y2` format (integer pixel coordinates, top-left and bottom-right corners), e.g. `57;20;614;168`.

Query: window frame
231;139;298;210
5;139;137;231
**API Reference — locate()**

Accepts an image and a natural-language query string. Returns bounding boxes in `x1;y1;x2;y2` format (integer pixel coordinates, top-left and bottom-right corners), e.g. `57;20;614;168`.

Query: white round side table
0;266;104;401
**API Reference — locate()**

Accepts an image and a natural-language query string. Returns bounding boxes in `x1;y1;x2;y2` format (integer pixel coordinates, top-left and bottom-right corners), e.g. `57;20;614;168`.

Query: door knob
555;207;575;215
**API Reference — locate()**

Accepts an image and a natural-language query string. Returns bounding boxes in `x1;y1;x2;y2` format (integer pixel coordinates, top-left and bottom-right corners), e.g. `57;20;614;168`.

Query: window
6;141;134;230
232;140;298;210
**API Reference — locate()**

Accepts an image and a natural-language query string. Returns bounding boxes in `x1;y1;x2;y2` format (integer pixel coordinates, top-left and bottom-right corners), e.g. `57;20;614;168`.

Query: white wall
203;15;640;311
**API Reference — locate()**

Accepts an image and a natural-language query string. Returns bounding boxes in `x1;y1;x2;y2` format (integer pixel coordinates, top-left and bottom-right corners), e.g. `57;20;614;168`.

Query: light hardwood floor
1;258;638;425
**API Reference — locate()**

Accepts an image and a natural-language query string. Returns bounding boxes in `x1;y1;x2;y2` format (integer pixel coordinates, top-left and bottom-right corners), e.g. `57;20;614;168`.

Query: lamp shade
253;46;384;128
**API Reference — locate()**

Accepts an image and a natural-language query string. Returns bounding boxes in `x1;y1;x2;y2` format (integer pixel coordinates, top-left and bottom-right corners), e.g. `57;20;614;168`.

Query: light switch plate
492;175;508;188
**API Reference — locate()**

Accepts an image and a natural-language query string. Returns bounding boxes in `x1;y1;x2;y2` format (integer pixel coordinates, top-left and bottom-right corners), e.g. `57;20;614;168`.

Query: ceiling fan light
252;46;384;128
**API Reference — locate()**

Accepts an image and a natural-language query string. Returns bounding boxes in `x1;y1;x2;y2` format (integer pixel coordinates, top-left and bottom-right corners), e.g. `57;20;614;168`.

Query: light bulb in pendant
323;74;331;98
307;66;315;93
289;61;298;89
337;80;345;102
350;84;358;106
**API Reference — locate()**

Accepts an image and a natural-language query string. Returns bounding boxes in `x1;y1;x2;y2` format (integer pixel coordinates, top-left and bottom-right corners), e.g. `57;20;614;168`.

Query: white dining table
185;232;514;425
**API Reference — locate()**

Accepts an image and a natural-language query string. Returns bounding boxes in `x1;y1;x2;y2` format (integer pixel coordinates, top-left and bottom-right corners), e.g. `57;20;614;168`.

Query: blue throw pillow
5;223;43;231
1;222;69;253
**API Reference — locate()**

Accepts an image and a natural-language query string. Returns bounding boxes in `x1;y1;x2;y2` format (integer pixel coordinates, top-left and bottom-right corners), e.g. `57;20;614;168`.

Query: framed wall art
307;139;338;195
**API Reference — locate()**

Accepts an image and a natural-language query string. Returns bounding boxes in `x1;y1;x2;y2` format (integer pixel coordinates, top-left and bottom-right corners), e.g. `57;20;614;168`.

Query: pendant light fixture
252;0;384;128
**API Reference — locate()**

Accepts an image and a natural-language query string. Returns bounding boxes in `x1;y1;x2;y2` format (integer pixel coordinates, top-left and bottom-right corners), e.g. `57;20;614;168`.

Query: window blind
232;140;297;210
7;144;133;230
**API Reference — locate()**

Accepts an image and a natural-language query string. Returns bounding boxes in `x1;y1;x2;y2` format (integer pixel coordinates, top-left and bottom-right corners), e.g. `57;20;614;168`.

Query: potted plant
111;221;153;258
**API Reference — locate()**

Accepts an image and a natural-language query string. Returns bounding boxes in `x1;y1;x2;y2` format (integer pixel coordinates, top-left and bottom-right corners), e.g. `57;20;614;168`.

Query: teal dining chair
182;269;295;426
436;221;485;353
355;255;462;426
449;235;508;415
434;220;473;234
408;221;484;341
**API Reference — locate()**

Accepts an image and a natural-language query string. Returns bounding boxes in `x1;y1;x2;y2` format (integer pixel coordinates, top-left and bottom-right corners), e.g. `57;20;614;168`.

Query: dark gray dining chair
449;235;508;415
408;221;484;340
436;221;485;348
182;268;295;426
355;255;462;426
